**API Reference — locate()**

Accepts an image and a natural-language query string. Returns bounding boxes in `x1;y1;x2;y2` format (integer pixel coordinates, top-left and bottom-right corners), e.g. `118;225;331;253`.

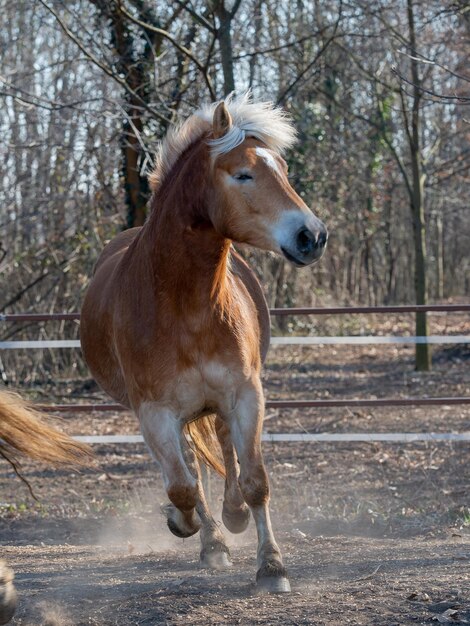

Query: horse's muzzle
282;220;328;266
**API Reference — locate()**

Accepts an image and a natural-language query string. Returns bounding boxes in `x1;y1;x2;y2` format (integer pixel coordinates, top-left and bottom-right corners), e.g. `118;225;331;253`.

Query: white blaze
255;147;282;176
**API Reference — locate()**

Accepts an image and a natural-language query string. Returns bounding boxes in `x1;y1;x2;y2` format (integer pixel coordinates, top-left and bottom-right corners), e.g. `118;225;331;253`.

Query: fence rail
1;304;470;323
270;304;470;315
2;335;470;349
37;397;470;414
73;432;470;445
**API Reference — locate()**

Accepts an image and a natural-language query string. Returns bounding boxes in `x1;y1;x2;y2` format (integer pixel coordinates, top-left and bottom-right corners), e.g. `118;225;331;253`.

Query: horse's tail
0;390;92;466
185;414;226;478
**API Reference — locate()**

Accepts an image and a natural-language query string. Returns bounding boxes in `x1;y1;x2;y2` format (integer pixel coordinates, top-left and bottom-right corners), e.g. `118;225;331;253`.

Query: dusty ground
0;315;469;625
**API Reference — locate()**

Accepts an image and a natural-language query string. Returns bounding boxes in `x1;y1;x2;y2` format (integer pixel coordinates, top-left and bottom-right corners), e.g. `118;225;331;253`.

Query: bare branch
174;0;215;33
116;2;216;100
0;449;39;501
392;65;470;103
233;29;332;60
37;0;172;123
277;2;343;104
229;0;243;20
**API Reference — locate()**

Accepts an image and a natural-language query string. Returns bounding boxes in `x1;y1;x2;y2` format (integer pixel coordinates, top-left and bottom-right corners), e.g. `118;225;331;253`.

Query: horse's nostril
296;227;328;255
297;228;315;254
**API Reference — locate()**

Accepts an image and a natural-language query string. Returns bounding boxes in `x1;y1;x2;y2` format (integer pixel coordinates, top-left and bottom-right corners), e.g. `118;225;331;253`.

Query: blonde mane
149;93;297;191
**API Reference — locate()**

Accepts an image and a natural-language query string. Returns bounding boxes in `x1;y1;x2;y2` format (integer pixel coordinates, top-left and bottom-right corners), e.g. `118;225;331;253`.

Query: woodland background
0;0;469;380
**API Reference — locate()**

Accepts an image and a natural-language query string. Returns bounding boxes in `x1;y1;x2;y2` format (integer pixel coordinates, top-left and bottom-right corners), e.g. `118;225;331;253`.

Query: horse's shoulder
93;227;142;275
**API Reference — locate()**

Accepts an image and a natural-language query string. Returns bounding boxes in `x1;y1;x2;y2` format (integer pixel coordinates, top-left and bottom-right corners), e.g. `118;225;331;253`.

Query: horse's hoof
0;562;17;625
200;544;232;570
256;575;291;594
222;503;250;534
164;504;200;538
166;517;196;538
256;562;291;594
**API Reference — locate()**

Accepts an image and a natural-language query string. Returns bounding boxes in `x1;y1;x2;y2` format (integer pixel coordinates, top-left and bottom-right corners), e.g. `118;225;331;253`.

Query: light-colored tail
0;390;92;466
185;414;226;477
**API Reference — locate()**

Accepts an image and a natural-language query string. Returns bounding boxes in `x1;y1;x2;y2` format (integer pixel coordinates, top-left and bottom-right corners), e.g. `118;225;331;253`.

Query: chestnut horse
80;94;327;593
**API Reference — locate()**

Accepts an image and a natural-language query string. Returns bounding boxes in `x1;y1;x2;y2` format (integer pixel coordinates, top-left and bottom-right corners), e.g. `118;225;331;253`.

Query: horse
80;93;327;593
0;390;92;623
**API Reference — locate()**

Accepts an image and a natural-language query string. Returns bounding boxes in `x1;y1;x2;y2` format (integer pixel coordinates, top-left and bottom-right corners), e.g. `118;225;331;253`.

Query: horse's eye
234;173;253;181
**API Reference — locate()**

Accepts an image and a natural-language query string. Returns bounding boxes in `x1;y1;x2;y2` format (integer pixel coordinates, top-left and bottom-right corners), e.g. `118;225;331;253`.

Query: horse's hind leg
139;404;200;538
183;445;232;569
215;417;250;534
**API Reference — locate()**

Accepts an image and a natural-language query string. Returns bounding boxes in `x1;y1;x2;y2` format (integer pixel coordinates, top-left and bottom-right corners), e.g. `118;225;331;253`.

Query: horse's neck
141;144;231;314
153;220;231;310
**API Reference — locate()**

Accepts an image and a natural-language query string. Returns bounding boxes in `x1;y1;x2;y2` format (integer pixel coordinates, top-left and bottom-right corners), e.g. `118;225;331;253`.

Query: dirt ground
1;317;469;625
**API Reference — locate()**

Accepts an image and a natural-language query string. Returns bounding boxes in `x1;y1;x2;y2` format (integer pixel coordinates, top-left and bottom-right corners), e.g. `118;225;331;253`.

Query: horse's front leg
225;380;291;593
139;404;201;538
139;403;231;568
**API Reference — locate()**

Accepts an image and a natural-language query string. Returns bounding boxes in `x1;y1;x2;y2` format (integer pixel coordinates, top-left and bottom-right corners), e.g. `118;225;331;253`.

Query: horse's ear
213;102;232;139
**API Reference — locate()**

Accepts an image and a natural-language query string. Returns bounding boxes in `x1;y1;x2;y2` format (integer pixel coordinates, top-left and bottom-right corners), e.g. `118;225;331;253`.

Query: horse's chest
167;361;237;419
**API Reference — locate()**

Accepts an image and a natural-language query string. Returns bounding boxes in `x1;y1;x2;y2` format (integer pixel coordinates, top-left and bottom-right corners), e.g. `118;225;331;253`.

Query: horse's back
93;227;142;275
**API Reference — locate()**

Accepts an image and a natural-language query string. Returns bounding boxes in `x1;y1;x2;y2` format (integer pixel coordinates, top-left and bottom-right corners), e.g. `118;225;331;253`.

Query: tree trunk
436;213;444;300
410;164;430;370
89;0;162;228
214;1;237;95
122;113;148;228
407;0;431;371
